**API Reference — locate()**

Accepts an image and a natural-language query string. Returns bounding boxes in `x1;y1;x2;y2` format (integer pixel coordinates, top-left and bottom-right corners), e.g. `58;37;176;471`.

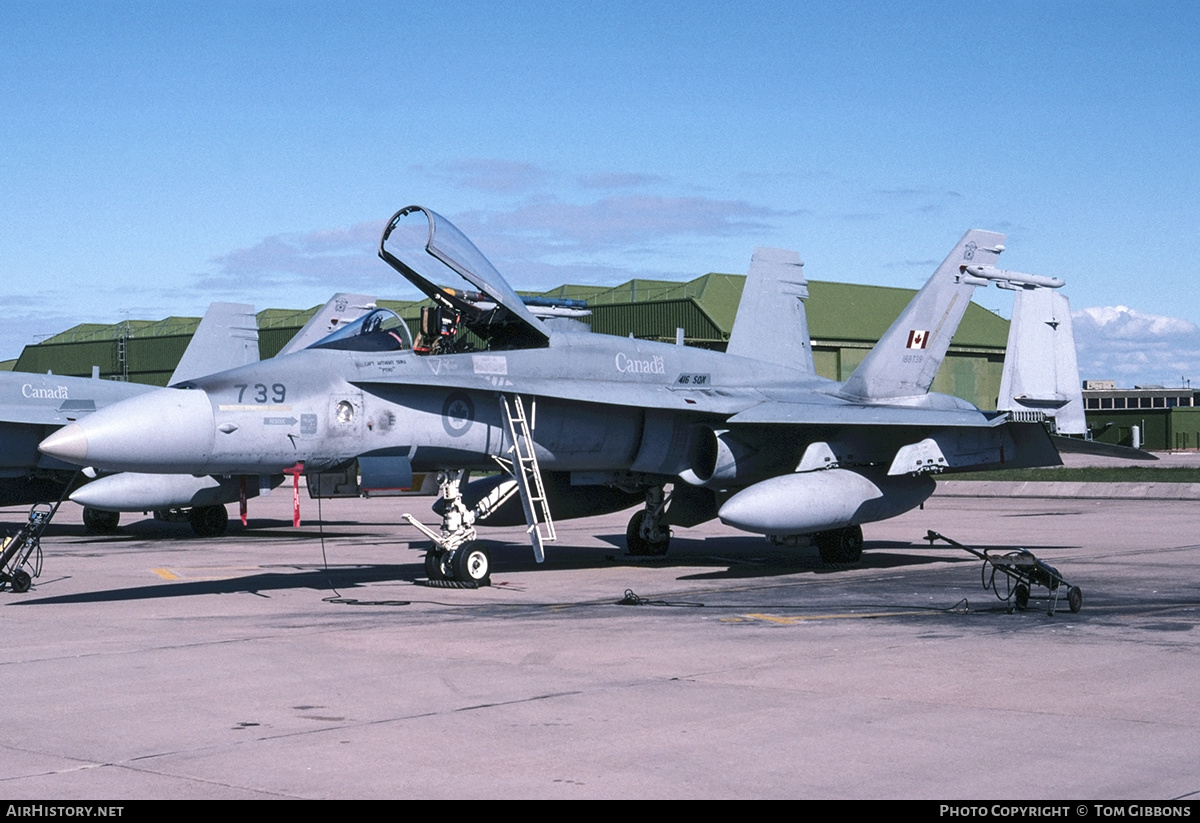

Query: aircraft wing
726;401;1006;428
353;373;772;416
352;367;1003;428
0;374;151;427
0;403;72;427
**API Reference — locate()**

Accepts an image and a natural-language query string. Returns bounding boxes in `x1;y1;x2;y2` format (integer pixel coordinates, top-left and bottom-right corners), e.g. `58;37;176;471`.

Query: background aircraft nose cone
38;423;90;464
38;387;217;474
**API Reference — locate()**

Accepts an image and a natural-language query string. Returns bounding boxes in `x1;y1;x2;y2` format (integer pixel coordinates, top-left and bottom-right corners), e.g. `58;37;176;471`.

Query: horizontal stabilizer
1050;435;1159;461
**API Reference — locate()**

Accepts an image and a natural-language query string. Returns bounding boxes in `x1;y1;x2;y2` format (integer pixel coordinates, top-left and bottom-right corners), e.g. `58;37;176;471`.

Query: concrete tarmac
1;489;1197;799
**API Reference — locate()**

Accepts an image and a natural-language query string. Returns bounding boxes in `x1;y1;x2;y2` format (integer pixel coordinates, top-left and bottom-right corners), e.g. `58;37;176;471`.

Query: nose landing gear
424;544;492;587
406;470;496;588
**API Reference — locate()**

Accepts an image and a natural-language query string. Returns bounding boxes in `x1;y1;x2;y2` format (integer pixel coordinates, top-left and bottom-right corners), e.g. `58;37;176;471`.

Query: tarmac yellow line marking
153;566;263;582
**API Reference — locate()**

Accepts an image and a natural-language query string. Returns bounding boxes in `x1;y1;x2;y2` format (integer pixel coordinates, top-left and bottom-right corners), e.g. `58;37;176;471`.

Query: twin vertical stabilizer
277;293;377;356
998;286;1085;435
839;229;1006;401
727;247;814;373
169;303;260;386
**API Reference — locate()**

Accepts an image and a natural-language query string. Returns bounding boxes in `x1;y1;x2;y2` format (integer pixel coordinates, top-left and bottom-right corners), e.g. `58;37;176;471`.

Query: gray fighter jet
5;295;372;535
40;205;1064;585
2;301;259;531
64;293;377;535
2;370;153;523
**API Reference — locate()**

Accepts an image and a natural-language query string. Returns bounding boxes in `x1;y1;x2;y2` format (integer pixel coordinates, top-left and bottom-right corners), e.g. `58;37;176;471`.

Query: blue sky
4;1;1199;386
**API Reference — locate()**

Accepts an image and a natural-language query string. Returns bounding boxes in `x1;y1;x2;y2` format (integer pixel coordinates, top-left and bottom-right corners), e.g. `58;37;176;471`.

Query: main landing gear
102;505;230;538
815;525;863;564
82;507;120;535
187;505;229;538
767;525;865;565
626;485;671;556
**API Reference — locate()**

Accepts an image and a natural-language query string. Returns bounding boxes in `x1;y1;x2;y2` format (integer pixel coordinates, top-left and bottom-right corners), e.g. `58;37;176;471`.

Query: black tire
82;507;120;534
816;531;840;564
626;511;669;556
1068;586;1082;614
188;505;229;538
1015;583;1030;611
626;511;650;555
425;550;449;581
842;525;863;563
10;569;31;593
817;527;863;564
452;545;491;586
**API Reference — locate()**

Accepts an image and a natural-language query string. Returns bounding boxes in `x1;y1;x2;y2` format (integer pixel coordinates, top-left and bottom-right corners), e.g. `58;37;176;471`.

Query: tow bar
925;530;1082;615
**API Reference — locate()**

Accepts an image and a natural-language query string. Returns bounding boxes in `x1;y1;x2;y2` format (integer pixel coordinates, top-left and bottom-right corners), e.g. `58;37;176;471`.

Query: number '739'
234;383;287;403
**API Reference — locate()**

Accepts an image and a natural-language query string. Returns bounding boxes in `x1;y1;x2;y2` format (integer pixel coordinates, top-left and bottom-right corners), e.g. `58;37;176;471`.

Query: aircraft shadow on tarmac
17;517;392;543
467;534;985;582
6;551;951;606
11;563;423;605
6;519;1078;604
606;535;982;581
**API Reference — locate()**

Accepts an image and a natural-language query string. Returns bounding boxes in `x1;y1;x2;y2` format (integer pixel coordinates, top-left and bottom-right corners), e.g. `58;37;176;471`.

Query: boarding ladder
499;394;556;562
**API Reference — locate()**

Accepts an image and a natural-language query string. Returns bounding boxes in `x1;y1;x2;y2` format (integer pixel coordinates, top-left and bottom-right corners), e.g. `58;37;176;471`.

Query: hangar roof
10;271;1009;382
530;272;1008;350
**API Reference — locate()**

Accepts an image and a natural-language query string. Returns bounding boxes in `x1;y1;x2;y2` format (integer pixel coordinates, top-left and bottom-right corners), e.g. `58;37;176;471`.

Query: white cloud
1073;305;1200;387
1075;305;1195;338
201;220;389;290
181;194;788;308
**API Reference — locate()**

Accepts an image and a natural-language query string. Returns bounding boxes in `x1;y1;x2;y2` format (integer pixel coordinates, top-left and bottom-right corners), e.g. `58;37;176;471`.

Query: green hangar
4;272;1010;411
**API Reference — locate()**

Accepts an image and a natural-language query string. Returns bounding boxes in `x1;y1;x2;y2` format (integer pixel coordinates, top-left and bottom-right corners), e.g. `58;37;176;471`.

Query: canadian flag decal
906;329;930;349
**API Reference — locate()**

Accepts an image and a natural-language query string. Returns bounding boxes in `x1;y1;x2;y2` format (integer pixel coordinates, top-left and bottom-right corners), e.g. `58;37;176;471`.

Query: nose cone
38;422;90;465
39;387;217;474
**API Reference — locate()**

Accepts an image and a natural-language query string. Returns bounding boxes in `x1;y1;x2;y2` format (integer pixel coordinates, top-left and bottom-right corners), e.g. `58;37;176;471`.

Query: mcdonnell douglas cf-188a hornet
2;301;260;534
40;205;1071;586
3;295;373;536
62;293;376;536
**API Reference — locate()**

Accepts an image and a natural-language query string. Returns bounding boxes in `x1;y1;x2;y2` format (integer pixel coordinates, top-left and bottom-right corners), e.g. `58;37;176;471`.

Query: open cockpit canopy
378;206;550;351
